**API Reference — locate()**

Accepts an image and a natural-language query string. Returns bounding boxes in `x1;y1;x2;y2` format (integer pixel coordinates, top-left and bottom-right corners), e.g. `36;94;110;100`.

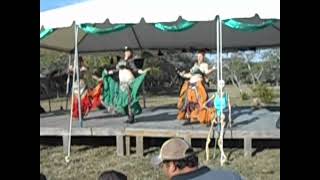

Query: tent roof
40;0;280;29
40;15;280;54
40;22;86;53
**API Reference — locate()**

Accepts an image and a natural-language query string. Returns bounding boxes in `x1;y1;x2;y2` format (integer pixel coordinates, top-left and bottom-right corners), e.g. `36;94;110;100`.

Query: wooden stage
40;106;280;157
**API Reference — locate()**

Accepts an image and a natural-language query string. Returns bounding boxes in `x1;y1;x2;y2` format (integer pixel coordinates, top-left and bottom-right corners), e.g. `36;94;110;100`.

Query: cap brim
150;155;162;168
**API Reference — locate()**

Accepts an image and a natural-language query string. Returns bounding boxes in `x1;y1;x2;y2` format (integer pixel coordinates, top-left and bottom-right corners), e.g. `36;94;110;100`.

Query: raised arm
178;71;192;79
206;65;216;75
128;60;151;74
92;74;102;81
128;60;145;74
108;64;120;75
201;63;216;76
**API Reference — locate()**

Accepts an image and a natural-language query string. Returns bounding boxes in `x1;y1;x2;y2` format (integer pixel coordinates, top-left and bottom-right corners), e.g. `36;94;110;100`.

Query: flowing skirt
72;81;103;119
177;80;216;124
102;71;146;115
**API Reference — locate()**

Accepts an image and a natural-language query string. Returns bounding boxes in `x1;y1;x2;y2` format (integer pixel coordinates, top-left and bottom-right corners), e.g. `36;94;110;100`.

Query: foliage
240;91;250;100
251;84;275;103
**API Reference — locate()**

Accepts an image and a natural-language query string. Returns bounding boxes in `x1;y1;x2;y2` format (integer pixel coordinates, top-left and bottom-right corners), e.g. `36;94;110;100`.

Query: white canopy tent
40;0;280;163
40;0;279;28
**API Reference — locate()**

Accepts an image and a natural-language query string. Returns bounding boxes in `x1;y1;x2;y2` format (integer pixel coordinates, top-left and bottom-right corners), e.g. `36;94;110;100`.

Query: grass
40;145;279;180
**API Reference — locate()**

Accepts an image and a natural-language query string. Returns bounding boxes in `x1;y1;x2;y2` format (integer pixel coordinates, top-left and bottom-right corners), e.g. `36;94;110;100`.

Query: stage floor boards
40;106;280;138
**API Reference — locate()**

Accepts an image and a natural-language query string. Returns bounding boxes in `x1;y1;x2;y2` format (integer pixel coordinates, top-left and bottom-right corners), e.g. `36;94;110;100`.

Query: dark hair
197;49;206;55
79;56;84;63
40;173;47;180
163;153;199;170
98;170;127;180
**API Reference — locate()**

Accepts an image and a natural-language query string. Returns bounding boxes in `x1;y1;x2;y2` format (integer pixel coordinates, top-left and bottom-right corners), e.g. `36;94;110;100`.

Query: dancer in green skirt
103;46;150;123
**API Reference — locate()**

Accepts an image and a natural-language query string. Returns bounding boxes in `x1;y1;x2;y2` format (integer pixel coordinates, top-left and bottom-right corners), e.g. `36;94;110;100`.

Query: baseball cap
150;138;194;168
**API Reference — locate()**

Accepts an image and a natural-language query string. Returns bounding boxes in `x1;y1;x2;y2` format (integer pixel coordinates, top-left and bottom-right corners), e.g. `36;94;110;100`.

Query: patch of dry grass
40;145;279;180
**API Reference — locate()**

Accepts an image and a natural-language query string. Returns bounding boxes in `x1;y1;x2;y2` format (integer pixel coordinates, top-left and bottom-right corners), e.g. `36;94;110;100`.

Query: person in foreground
151;138;244;180
40;173;47;180
98;170;127;180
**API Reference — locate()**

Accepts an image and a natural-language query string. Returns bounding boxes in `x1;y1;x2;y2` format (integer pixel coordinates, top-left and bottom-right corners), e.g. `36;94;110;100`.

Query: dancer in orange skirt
177;50;216;125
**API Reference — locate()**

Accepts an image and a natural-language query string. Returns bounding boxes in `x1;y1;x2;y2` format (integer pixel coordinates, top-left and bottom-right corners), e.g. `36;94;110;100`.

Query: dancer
103;46;150;123
177;49;216;125
68;56;92;119
69;57;104;120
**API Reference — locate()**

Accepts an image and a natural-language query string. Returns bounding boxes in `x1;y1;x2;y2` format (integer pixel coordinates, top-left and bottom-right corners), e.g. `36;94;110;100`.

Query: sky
40;0;279;18
206;49;269;63
40;0;90;12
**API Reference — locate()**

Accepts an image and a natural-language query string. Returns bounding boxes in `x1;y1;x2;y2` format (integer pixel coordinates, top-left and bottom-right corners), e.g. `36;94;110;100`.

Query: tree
260;48;280;86
142;51;195;92
224;57;249;94
235;51;265;86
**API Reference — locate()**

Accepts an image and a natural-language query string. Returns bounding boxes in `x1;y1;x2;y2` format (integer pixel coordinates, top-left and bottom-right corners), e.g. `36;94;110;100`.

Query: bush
240;91;250;100
251;84;275;103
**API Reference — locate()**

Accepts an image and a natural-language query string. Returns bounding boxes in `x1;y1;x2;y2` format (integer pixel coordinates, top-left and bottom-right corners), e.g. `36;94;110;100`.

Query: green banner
79;24;132;35
223;19;278;31
40;28;54;40
154;20;196;32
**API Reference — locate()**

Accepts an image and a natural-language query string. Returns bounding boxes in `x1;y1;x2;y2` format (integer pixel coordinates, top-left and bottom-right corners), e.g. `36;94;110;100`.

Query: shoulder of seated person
208;169;242;178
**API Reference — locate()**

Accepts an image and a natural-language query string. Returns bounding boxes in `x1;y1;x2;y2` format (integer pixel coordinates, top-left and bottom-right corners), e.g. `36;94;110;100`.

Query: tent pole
65;35;78;163
74;25;83;128
66;55;71;95
219;18;223;85
216;16;221;159
216;16;220;94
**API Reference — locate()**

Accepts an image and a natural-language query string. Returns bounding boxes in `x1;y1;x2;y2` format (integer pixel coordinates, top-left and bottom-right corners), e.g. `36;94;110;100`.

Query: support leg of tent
125;136;131;156
116;135;125;156
64;25;80;163
136;136;144;157
244;137;252;157
73;25;83;128
62;135;69;154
